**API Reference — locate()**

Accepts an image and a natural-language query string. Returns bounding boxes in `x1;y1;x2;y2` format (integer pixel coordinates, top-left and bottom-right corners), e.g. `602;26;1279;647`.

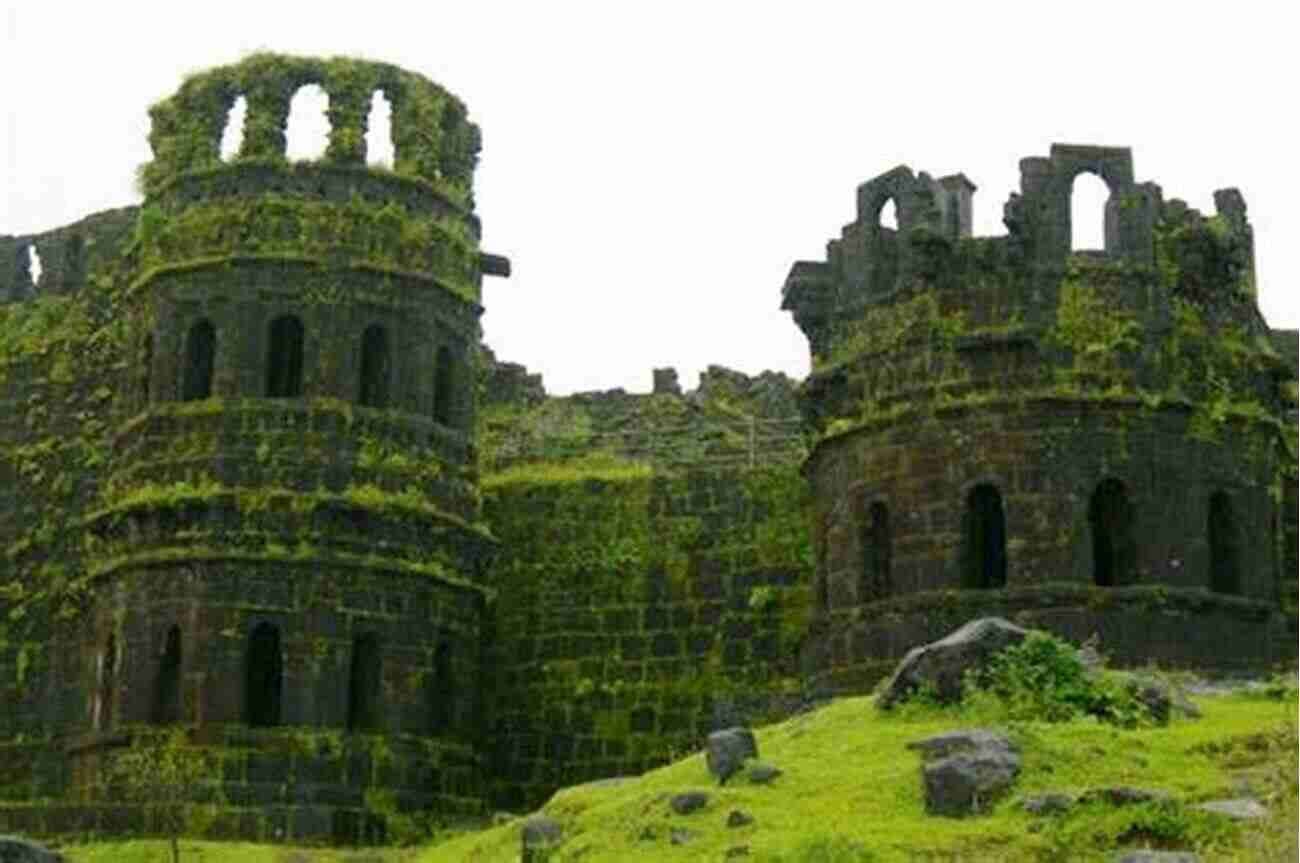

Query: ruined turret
784;144;1295;689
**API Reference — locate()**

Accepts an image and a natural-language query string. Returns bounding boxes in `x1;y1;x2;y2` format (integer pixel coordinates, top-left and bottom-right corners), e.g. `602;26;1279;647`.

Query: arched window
1090;478;1136;586
141;333;154;406
347;633;383;733
878;198;898;230
152;625;182;724
181;319;216;401
266;315;304;397
97;633;117;730
1208;491;1240;595
365;90;395;168
358;324;390;409
962;484;1007;589
1071;172;1109;251
859;500;892;600
433;345;455;426
27;244;42;289
430;641;453;733
220;95;247;161
245;622;282;727
285;84;330;161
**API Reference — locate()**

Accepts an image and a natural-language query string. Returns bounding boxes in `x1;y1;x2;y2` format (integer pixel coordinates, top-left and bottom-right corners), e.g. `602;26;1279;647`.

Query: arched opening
430;641;453;733
859;500;892;599
220;95;247;161
433;345;455;426
181;319;216;401
265;315;304;397
1208;491;1240;595
347;633;383;733
358;324;390;409
878;198;898;230
64;233;85;285
152;625;182;724
97;633;117;730
285;84;330;161
1070;171;1109;251
140;333;154;406
962;484;1007;589
27;245;42;289
365;90;395;168
244;622;282;727
1090;478;1136;586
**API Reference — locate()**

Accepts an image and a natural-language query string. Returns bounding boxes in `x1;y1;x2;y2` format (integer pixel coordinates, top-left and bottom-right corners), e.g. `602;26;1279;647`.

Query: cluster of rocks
521;724;781;858
513;616;1266;862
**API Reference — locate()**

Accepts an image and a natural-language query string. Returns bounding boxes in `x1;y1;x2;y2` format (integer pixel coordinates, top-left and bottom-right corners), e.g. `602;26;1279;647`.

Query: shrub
963;631;1148;725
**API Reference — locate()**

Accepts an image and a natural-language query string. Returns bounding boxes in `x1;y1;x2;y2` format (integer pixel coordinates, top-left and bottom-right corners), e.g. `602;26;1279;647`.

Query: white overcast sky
3;2;1296;396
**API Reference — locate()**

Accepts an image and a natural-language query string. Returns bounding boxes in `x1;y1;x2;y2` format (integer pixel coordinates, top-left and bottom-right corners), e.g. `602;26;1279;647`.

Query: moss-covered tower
2;54;510;840
784;144;1297;690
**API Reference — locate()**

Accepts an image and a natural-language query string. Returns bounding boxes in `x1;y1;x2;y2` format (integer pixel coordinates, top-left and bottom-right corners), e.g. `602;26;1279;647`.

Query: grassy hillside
419;687;1296;863
46;685;1297;863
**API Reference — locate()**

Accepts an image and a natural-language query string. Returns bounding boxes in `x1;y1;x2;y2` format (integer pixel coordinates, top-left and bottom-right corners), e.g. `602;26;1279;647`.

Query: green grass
418;689;1296;862
43;688;1297;863
59;840;420;863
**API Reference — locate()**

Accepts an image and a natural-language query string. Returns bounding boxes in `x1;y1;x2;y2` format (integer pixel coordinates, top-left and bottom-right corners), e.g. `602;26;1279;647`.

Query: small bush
963;632;1149;726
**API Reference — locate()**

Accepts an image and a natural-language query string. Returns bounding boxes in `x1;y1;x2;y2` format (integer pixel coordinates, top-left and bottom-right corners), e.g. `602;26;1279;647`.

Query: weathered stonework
783;144;1298;691
1;59;1295;850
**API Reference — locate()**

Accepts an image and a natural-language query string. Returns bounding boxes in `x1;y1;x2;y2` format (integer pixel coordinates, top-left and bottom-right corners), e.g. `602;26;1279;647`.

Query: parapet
142;53;481;204
782;143;1260;368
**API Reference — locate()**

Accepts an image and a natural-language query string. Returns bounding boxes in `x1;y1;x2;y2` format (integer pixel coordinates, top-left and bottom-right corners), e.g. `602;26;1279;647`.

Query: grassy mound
417;685;1296;862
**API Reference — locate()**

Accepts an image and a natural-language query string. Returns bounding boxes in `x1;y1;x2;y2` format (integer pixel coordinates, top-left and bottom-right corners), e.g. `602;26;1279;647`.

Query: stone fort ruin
0;55;1295;842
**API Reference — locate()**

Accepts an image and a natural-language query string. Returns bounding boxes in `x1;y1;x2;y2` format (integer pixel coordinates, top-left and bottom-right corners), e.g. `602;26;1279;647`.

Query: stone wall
480;462;811;811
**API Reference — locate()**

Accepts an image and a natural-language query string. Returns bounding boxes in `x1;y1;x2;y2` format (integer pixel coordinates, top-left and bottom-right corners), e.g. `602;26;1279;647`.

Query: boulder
1112;853;1200;863
908;728;1021;816
520;816;563;862
726;809;755;828
707;727;758;784
1078;786;1172;807
0;838;63;863
746;763;783;784
1022;792;1074;815
877;618;1031;709
1121;674;1201;723
669;791;710;815
669;828;694;845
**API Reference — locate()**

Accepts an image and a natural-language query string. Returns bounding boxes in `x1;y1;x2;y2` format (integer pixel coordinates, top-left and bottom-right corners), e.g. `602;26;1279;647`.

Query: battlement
142;54;480;201
782;144;1265;383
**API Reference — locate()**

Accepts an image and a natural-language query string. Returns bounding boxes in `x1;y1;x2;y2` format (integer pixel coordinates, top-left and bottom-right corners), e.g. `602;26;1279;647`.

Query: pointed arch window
220;95;247;161
1090;478;1136;586
962;484;1007;589
245;622;282;727
97;633;117;730
152;625;182;724
266;315;304;397
433;345;455;426
1208;491;1240;595
141;332;154;406
859;500;892;599
347;633;383;733
359;324;391;409
364;90;395;167
430;641;453;733
182;319;216;401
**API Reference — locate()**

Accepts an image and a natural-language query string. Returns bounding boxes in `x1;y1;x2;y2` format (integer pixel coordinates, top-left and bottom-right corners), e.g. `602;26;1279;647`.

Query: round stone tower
783;144;1296;690
79;54;508;841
